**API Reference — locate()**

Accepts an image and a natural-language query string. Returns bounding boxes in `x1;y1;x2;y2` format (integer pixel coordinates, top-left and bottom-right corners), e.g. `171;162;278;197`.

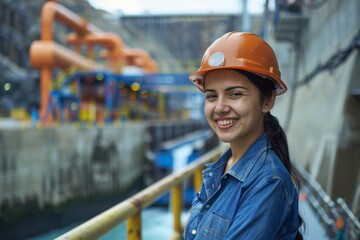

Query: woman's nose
214;99;230;113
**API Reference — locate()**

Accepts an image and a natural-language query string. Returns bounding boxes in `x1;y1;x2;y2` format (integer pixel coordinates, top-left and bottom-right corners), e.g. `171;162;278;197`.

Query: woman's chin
217;135;234;143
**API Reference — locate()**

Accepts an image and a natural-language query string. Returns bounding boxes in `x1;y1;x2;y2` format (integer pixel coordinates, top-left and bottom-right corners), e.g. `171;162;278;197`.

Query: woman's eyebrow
204;89;216;93
225;86;248;91
205;86;248;92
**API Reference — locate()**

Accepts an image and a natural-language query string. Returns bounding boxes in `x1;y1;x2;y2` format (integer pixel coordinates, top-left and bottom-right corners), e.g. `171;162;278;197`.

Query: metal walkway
300;198;329;240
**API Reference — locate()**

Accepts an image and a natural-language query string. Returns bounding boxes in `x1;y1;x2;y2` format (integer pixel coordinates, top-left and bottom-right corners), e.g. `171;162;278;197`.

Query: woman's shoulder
257;149;298;200
243;149;296;188
261;149;291;176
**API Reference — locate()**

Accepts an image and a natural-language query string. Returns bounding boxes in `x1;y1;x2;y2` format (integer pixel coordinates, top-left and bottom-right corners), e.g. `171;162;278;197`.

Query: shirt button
205;204;210;209
192;229;197;235
211;184;215;188
209;172;213;177
224;175;228;179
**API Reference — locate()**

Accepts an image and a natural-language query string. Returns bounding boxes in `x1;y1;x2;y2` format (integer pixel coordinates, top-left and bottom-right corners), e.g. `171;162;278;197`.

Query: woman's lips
216;119;238;129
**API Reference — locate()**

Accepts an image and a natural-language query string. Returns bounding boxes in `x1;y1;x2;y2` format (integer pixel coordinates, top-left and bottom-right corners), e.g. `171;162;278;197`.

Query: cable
306;0;330;9
296;29;360;87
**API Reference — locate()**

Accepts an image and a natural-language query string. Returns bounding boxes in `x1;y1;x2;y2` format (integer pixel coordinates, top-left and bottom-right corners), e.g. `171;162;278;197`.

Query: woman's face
204;69;270;144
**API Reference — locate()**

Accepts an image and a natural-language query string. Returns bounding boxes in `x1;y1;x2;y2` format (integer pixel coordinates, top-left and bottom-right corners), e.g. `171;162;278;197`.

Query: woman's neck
226;130;264;172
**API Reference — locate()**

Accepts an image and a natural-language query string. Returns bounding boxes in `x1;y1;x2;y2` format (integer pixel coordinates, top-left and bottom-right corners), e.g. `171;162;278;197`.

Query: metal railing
296;165;360;239
55;145;225;240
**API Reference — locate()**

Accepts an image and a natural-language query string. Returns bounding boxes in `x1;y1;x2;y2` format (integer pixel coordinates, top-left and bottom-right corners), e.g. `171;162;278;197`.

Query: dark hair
239;70;304;240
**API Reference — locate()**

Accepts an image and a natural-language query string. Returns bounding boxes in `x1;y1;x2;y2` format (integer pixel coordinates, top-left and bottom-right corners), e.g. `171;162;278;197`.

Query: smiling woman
185;32;304;239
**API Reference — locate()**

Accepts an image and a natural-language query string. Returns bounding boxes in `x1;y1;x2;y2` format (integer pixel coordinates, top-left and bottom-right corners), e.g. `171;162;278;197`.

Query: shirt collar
205;133;270;182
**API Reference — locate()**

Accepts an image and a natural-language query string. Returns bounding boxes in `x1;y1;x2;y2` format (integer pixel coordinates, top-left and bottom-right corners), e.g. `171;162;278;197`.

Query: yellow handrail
55;145;225;240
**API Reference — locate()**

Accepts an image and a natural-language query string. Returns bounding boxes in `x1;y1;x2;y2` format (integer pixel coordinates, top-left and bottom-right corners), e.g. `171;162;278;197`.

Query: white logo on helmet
208;52;225;67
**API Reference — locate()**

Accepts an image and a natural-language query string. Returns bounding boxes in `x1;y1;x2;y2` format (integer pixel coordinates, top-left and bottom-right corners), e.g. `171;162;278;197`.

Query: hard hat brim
189;66;287;95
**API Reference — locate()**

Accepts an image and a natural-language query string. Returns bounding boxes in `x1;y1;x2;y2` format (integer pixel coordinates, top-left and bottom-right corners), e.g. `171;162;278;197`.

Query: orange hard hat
189;32;287;95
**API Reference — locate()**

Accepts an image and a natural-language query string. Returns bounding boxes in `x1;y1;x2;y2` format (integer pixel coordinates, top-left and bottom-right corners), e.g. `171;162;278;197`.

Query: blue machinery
44;71;203;123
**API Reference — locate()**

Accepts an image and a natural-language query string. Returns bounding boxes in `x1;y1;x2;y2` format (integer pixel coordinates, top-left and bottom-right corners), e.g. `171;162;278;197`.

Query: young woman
184;32;303;239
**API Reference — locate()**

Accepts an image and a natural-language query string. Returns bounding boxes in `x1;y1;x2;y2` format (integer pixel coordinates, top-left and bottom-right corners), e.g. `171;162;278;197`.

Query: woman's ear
262;91;276;113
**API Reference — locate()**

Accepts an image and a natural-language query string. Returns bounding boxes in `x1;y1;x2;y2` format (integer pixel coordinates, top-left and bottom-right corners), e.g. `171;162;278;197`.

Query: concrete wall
271;0;359;214
0;120;207;238
0;123;149;209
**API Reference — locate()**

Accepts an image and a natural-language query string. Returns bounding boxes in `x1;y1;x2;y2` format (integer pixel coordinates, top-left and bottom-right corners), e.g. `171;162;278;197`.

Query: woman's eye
205;94;217;100
229;92;242;97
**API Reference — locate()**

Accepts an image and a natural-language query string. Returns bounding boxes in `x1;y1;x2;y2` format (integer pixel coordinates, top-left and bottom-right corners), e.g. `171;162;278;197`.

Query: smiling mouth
216;119;238;128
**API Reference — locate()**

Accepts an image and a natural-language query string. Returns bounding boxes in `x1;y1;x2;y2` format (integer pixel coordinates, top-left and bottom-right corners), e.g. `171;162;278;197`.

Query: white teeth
218;120;236;126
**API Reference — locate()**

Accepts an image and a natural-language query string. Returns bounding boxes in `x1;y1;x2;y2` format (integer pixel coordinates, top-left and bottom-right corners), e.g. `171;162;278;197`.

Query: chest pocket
200;211;231;240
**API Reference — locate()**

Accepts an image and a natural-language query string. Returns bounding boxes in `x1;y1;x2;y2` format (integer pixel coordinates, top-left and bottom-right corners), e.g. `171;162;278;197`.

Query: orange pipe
123;49;158;73
67;33;124;58
66;33;125;73
124;49;150;65
41;1;101;41
32;1;158;123
30;41;105;70
40;67;52;123
145;58;159;73
67;33;158;73
30;41;106;124
33;1;103;124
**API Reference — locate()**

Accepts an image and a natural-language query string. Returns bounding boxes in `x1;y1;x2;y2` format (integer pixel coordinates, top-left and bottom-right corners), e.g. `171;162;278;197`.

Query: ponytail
265;113;304;240
265;113;294;182
239;70;304;239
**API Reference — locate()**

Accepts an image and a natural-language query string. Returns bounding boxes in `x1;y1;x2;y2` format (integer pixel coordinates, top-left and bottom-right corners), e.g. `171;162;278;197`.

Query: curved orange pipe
145;58;159;73
30;41;105;70
41;1;101;41
66;33;125;73
123;49;158;73
32;1;104;124
32;1;158;123
67;33;123;58
67;33;157;73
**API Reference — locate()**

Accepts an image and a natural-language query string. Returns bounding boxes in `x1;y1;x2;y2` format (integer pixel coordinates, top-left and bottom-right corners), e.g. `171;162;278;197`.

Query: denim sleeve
225;176;293;239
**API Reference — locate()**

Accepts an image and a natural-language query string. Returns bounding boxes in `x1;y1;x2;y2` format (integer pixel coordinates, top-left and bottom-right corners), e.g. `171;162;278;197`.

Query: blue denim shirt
184;134;300;240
